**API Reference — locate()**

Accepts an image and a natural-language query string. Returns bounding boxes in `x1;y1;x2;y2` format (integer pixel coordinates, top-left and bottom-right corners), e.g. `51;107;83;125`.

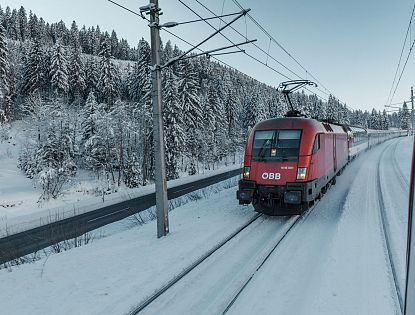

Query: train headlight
296;167;307;180
243;166;251;179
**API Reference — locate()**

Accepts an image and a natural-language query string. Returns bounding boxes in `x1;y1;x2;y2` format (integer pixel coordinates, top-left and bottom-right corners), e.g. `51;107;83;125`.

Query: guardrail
0;168;242;265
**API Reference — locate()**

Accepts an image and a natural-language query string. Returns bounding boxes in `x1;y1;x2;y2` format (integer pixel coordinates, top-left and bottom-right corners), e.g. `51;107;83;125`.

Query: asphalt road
0;168;242;265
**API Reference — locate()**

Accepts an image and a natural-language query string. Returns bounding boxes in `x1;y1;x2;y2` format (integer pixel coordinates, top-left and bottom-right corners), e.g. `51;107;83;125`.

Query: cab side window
312;134;320;154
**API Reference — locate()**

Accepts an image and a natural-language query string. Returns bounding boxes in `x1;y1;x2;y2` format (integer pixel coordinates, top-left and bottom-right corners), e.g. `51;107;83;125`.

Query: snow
0;186;255;315
0;136;411;315
0;122;242;236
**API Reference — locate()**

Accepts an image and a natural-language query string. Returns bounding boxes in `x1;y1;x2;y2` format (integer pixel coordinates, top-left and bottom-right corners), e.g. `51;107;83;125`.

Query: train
236;117;408;215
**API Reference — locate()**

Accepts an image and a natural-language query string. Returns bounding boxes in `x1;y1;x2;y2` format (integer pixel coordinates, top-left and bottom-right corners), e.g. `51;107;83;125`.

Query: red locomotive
237;117;349;215
237;80;407;215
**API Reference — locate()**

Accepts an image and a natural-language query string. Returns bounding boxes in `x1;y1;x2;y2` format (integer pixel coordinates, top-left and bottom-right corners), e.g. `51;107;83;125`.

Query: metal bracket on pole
161;8;252;69
161;39;256;69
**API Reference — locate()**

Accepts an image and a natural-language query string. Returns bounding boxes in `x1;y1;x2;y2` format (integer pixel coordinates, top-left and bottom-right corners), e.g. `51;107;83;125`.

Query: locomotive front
237;118;318;215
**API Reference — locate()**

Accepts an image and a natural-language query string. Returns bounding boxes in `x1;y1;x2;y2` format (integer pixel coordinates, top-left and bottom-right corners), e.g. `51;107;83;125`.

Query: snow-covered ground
0;136;411;315
0;122;242;236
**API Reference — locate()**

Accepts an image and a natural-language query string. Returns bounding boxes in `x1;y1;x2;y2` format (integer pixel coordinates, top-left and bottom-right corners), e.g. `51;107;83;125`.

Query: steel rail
392;138;410;190
127;213;262;315
377;141;405;314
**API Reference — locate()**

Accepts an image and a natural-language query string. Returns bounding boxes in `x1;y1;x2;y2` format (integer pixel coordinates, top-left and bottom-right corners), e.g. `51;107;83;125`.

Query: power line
188;0;342;107
390;35;415;105
387;2;415;105
178;0;293;80
231;0;329;92
105;0;244;73
107;0;344;110
231;0;352;109
193;0;304;81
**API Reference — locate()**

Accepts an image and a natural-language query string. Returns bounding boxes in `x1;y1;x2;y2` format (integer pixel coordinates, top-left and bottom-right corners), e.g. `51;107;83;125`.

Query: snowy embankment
0;137;410;315
0;122;242;236
0;186;256;315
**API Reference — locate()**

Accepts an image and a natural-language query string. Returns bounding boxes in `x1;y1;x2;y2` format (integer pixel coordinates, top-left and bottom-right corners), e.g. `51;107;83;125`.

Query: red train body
237;117;406;215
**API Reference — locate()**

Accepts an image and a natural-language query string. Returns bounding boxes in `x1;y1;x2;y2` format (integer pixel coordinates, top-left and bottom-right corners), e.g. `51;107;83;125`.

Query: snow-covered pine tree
0;23;9;95
242;91;256;134
9;9;20;41
224;81;240;163
381;109;389;130
97;38;119;106
49;41;69;98
68;45;85;105
81;90;98;144
177;59;202;175
129;38;151;102
132;38;154;184
84;57;98;95
369;109;379;129
163;66;184;180
22;38;45;96
401;102;410;129
302;92;313;118
326;94;337;122
124;151;141;188
17;6;28;41
0;23;10;124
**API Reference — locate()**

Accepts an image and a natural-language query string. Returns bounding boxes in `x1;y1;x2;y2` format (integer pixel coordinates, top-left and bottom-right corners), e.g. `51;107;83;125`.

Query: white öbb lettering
262;172;281;180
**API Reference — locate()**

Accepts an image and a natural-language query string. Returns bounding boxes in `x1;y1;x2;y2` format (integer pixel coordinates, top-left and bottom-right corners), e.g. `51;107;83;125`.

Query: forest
0;5;411;200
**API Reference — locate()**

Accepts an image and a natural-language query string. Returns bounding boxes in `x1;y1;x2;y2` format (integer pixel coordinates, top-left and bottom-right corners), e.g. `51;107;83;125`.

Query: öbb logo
261;172;281;180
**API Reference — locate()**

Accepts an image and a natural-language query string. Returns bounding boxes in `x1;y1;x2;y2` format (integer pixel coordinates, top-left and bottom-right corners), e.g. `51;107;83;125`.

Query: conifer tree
0;23;9;101
85;57;98;94
50;41;69;97
68;45;85;104
97;38;119;106
81;90;98;143
163;67;184;180
17;6;28;41
177;59;201;174
22;38;45;96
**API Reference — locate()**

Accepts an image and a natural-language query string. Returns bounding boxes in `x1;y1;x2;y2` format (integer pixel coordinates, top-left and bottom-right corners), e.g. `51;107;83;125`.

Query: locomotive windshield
252;130;301;162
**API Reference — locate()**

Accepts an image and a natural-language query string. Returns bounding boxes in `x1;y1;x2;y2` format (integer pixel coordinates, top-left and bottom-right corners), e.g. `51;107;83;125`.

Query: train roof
253;117;346;134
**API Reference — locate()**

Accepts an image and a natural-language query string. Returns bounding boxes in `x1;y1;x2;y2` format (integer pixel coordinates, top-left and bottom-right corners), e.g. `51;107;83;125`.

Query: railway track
129;195;328;314
127;212;263;315
220;205;316;314
392;138;409;191
377;141;404;314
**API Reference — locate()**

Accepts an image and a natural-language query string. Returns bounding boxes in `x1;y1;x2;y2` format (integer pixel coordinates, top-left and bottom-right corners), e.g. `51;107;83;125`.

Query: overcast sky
2;0;415;112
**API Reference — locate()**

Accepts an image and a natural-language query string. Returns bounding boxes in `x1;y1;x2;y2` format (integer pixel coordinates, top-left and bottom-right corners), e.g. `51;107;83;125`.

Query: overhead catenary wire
387;2;415;106
189;0;333;104
230;0;352;109
390;34;415;106
107;0;341;108
192;0;304;81
231;0;330;93
105;0;246;73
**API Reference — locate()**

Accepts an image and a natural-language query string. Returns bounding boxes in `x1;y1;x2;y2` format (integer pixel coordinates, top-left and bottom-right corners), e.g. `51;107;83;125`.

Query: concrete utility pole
405;87;415;314
148;0;169;238
411;86;414;137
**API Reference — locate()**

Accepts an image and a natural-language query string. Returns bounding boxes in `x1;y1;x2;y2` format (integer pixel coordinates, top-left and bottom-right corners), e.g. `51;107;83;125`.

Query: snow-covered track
378;142;404;314
0;168;242;265
127;213;263;315
392;138;409;191
221;206;315;314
